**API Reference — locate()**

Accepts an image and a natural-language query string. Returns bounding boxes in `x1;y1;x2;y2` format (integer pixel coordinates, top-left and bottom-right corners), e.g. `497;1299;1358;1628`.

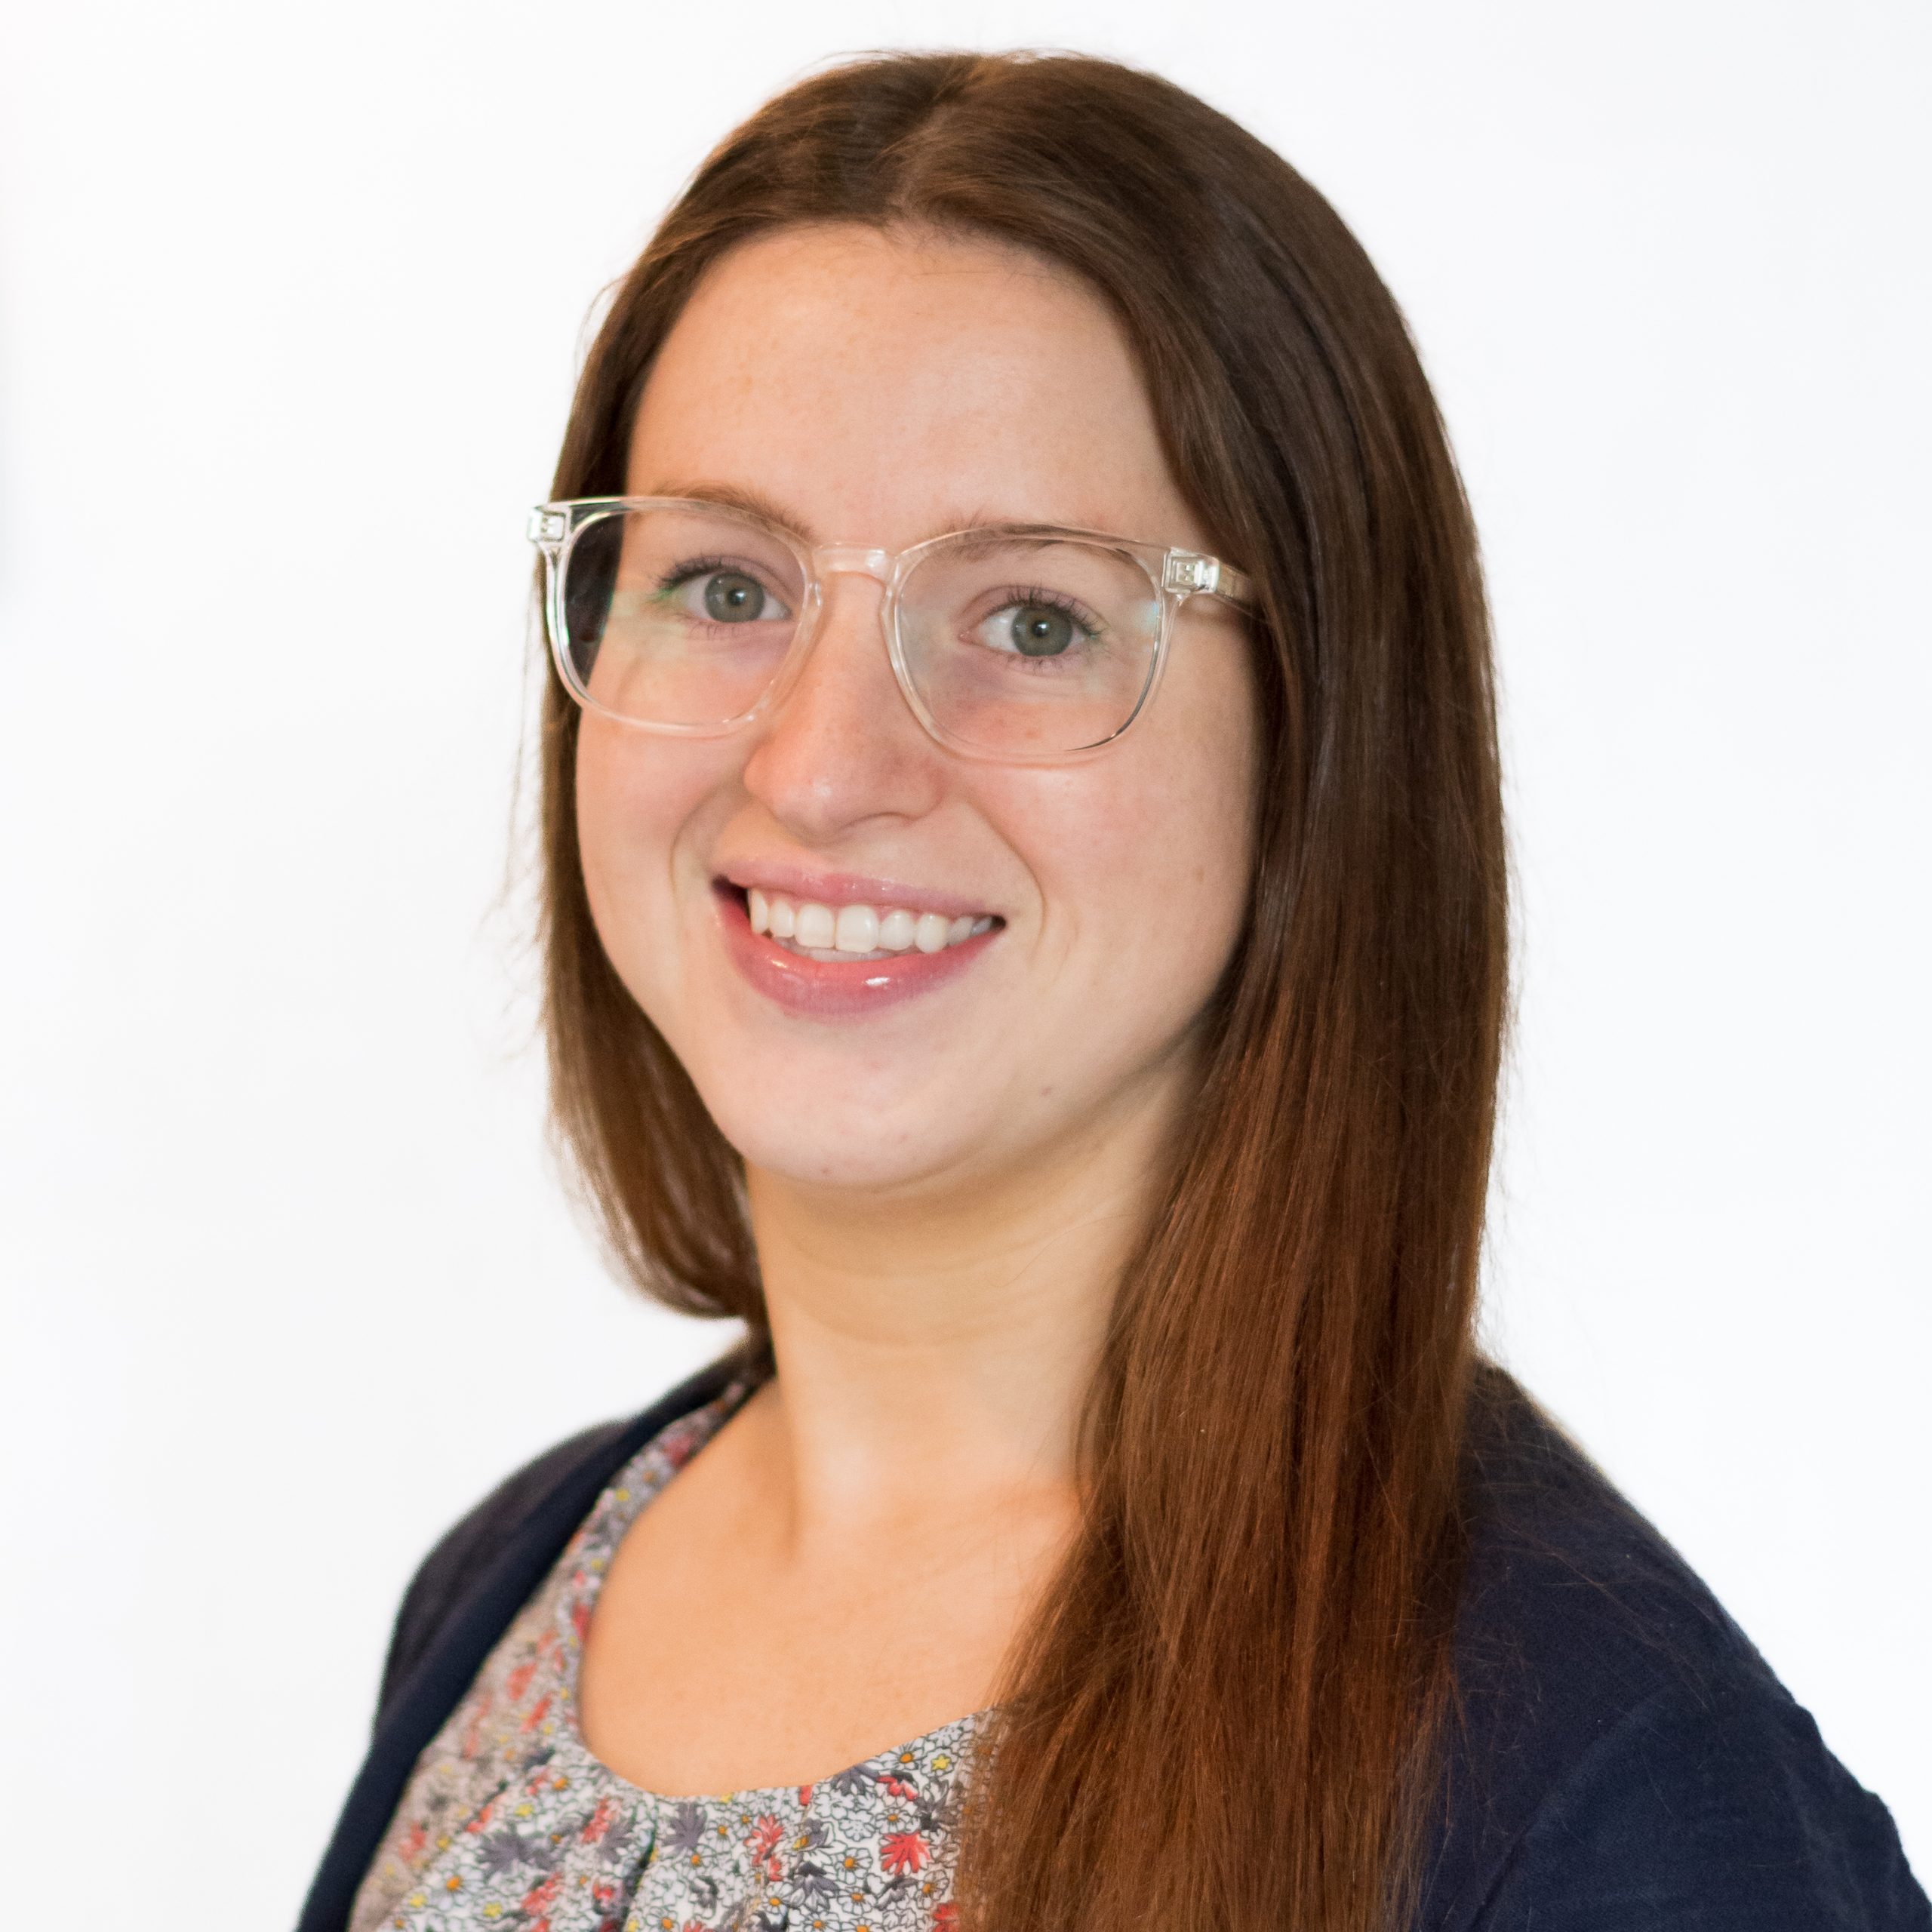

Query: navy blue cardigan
298;1352;1927;1930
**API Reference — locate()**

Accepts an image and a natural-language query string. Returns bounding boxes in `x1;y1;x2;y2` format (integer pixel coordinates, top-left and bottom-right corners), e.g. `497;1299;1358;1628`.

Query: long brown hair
540;51;1506;1932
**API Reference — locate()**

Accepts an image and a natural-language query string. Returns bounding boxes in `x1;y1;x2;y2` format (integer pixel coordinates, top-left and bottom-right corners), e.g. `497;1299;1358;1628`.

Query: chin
724;1121;986;1197
695;1070;1006;1198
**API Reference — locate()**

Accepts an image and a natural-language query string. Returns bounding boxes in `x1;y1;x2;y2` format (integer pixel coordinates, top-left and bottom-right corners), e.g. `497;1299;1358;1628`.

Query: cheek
572;718;724;992
1012;694;1257;1035
574;724;652;931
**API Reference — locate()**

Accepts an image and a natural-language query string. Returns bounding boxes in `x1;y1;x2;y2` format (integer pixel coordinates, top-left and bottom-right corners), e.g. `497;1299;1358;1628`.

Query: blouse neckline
546;1373;993;1808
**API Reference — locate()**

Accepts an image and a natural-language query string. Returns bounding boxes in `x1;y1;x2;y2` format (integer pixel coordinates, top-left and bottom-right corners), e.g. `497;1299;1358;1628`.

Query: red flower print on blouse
459;1686;496;1759
881;1831;931;1875
521;1871;561;1932
746;1814;785;1878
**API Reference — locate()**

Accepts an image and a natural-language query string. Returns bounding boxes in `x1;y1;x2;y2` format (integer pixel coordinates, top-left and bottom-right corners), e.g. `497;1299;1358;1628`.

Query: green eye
703;570;768;622
1010;605;1075;657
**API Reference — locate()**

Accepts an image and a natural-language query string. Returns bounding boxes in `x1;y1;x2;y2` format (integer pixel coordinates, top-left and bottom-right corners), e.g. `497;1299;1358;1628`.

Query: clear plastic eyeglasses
528;496;1257;762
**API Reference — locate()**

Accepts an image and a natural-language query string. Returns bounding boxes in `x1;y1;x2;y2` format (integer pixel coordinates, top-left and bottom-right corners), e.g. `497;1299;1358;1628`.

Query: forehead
624;223;1202;550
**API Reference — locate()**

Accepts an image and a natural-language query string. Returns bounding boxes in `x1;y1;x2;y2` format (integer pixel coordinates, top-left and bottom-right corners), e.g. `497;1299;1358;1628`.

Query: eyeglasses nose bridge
797;543;903;658
753;541;907;728
809;544;895;585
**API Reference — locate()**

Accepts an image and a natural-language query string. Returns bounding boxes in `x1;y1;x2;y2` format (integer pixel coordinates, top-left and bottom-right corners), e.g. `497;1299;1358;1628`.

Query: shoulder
300;1348;766;1932
374;1417;629;1712
374;1341;765;1719
1422;1366;1927;1930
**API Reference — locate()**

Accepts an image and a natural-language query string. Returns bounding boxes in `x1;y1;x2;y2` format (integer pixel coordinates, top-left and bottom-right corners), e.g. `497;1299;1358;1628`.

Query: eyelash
657;554;743;593
988;585;1106;641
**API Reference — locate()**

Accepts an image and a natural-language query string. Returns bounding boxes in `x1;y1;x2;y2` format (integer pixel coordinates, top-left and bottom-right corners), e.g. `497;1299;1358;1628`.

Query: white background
3;1;1926;1921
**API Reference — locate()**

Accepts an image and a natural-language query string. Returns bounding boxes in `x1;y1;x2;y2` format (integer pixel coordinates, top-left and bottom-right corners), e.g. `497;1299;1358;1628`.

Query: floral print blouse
350;1380;984;1932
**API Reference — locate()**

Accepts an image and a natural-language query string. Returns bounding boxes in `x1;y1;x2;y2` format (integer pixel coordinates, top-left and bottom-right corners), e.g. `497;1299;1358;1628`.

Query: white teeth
741;888;998;961
833;904;878;954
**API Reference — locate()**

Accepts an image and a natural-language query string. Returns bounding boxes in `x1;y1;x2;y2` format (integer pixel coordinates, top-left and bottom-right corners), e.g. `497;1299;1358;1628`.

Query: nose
738;570;945;843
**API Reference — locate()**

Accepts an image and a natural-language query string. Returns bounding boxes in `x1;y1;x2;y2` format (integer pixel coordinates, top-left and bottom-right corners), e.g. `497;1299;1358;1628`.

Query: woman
300;51;1926;1932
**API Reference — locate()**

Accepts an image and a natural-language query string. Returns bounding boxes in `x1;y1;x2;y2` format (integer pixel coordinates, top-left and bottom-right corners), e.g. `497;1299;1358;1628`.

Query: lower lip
715;886;998;1018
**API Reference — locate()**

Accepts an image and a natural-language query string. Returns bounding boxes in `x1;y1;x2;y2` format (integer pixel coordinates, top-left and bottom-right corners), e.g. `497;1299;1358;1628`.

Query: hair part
540;49;1507;1932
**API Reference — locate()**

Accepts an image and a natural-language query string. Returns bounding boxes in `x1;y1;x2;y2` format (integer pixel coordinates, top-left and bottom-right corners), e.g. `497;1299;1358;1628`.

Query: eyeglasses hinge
528;507;569;545
1164;553;1219;595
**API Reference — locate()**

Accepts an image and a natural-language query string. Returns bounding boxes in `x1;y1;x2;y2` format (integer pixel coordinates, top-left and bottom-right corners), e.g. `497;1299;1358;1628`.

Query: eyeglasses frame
527;495;1259;764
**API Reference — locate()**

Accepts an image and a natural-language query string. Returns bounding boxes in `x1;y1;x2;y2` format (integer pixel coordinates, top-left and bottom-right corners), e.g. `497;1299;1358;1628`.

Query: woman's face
576;224;1258;1198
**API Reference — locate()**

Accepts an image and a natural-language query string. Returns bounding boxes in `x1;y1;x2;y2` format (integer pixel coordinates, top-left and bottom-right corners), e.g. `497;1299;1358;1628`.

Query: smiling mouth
720;883;1001;963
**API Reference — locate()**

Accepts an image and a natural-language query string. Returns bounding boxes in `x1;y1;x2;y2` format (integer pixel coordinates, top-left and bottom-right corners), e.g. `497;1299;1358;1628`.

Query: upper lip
717;861;998;922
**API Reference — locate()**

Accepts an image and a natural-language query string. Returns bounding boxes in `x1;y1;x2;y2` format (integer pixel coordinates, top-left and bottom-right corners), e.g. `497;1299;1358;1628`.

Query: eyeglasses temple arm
1164;550;1258;611
1212;562;1258;611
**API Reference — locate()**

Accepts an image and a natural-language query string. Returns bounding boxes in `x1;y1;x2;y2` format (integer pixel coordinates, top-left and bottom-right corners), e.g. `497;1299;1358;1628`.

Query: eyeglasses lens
558;510;1162;754
897;536;1161;755
561;506;807;729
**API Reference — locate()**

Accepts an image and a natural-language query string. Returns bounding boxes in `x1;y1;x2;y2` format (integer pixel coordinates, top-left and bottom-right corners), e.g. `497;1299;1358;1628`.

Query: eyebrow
641;478;814;537
634;480;1124;546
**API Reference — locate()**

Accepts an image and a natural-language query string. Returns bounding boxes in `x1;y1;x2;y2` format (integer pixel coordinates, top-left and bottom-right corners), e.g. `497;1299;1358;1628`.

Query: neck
740;1072;1183;1540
